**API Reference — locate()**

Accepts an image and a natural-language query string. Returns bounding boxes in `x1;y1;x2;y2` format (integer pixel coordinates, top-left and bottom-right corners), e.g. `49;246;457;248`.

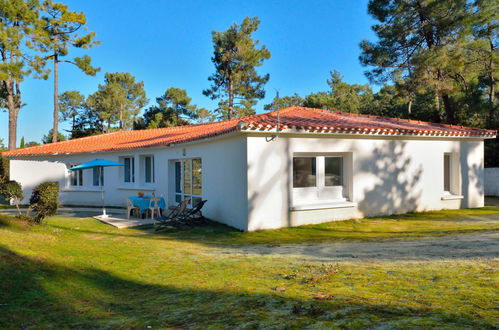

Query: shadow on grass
0;245;494;329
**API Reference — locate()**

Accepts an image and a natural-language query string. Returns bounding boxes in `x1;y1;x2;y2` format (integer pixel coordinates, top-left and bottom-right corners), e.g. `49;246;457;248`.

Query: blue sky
0;0;376;145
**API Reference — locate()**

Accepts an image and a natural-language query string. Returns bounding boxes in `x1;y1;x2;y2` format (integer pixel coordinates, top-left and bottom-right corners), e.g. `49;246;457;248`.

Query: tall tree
135;87;199;129
86;72;147;131
42;128;66;144
0;0;47;150
359;0;472;124
40;0;99;142
203;16;271;119
326;70;373;113
264;93;304;111
58;90;85;136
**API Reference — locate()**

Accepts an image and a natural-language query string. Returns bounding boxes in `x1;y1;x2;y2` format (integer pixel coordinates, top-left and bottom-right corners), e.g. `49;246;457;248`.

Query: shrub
0;154;9;182
29;182;59;223
0;180;23;214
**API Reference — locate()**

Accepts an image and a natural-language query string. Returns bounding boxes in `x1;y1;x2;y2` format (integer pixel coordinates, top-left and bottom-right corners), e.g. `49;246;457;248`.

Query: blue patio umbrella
70;159;124;218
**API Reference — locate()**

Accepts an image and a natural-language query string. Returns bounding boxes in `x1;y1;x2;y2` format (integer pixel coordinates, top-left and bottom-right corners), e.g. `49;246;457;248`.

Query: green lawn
0;207;498;328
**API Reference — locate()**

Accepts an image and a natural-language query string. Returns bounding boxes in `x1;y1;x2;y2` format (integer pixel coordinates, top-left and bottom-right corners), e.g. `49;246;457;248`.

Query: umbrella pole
101;166;108;218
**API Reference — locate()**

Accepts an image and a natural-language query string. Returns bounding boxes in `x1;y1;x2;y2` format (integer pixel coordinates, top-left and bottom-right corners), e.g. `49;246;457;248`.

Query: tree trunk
488;36;496;125
119;103;123;129
52;54;59;143
5;80;18;150
442;93;455;124
228;78;234;119
433;91;442;123
407;98;413;117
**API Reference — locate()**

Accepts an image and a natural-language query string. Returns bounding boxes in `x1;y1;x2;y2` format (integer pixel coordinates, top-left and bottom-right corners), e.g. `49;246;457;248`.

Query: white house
3;106;496;231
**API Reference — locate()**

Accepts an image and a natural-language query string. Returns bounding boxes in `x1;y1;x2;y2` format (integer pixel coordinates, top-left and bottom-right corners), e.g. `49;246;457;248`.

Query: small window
69;165;83;186
444;154;451;192
144;156;154;183
93;167;104;186
124;157;135;183
293;157;316;188
325;157;342;186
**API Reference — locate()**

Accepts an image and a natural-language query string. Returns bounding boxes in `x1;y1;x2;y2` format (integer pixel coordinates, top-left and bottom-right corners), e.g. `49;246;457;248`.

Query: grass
0;206;498;328
161;205;499;245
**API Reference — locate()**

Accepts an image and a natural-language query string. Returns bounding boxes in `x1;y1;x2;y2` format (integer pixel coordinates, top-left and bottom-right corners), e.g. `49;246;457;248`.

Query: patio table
128;196;166;214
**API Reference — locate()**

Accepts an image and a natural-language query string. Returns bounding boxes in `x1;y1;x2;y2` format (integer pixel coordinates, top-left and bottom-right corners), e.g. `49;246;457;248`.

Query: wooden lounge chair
178;200;207;221
154;198;190;230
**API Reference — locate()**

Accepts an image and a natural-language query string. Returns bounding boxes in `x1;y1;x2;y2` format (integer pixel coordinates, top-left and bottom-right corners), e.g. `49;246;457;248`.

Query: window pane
184;160;191;194
124;158;131;182
293;157;316;188
144;157;152;183
78;170;83;186
444;154;451;191
175;162;181;193
325;157;343;186
92;167;103;186
70;167;77;186
131;157;135;182
192;158;202;196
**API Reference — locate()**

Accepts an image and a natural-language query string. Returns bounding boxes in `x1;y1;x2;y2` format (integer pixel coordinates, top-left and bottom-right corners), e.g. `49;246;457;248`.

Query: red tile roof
3;106;496;156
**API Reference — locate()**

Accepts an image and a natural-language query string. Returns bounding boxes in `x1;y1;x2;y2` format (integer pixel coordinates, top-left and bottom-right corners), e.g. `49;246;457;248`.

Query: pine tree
203;17;271;119
0;0;48;150
359;0;471;124
39;0;100;142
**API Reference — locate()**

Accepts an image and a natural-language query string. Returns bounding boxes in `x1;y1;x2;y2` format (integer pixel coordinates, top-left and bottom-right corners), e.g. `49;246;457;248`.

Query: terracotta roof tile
3;106;496;156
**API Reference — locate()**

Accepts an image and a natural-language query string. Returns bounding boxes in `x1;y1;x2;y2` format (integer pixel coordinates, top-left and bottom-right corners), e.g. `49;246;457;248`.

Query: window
174;158;202;206
325;157;342;186
93;167;104;186
293;157;316;188
292;155;347;204
69;165;83;186
444;154;451;192
144;156;154;183
124;157;135;183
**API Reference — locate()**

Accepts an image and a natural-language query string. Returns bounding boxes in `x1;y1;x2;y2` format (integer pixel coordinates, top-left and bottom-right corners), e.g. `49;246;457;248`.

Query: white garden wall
246;134;485;231
484;168;499;196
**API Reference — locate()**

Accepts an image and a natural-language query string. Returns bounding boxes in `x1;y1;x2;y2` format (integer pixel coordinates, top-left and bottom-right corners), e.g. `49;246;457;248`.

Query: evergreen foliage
203;17;271;119
39;0;100;142
29;181;59;222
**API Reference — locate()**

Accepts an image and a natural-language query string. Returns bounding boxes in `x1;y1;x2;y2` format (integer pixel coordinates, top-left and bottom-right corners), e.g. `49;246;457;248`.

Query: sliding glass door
174;158;202;206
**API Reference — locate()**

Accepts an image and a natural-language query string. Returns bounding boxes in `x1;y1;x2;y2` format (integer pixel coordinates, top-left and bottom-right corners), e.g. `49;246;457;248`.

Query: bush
0;180;23;214
29;182;59;223
0;154;9;182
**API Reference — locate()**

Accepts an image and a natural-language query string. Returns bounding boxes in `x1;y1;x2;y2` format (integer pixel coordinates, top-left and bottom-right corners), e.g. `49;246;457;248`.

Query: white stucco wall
9;135;248;230
246;134;485;231
485;168;499;196
8;132;487;232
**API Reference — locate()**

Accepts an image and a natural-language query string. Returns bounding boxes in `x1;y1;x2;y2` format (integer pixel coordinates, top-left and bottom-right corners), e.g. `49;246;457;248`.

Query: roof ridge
292;106;497;132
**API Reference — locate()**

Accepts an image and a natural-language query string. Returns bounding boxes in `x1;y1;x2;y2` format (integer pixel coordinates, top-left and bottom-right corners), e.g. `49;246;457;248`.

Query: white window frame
143;155;155;184
93;167;104;186
68;164;83;187
173;158;202;207
291;153;352;207
122;156;135;183
442;152;462;199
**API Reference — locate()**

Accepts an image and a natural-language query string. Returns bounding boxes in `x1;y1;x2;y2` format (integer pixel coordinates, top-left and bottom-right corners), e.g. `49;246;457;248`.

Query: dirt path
214;231;499;262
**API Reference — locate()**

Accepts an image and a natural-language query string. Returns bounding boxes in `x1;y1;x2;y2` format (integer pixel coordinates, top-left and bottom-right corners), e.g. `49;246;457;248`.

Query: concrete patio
0;207;157;229
93;214;156;229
